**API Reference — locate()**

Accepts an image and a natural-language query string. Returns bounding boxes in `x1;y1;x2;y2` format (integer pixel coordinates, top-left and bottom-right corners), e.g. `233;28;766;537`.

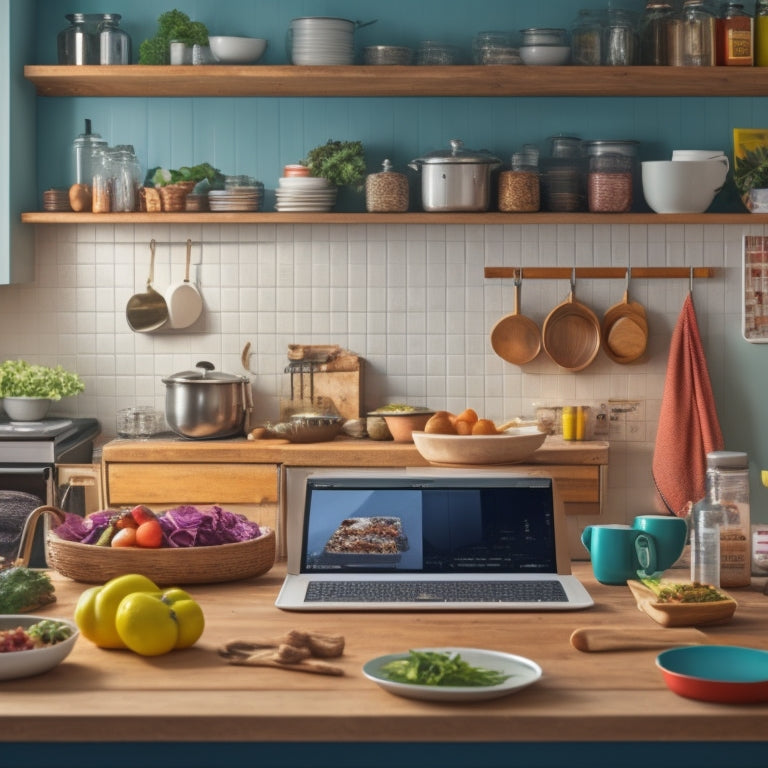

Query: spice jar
99;13;131;65
365;159;409;213
716;2;753;66
571;9;605;65
588;154;633;212
498;152;540;212
640;0;675;64
680;0;716;66
756;0;768;65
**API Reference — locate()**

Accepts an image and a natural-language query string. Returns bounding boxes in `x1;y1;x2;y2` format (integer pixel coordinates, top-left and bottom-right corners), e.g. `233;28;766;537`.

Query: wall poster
743;235;768;343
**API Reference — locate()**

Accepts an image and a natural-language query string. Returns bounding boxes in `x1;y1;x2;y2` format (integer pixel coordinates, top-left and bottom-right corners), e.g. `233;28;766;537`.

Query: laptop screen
300;476;558;575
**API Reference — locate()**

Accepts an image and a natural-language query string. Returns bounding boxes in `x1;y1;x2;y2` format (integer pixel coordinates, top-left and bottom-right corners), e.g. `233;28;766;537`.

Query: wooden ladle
490;276;541;365
601;270;648;364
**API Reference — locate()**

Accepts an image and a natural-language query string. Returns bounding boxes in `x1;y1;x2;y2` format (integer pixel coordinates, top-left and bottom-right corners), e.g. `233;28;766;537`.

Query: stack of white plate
275;176;337;212
208;185;263;212
290;17;355;65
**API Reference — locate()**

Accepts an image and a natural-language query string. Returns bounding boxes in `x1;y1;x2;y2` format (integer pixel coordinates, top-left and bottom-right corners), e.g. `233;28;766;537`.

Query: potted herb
302;140;367;190
138;9;209;65
0;360;85;421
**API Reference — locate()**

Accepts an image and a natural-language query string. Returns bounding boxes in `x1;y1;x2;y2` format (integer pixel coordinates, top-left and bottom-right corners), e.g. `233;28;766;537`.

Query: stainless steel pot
409;138;501;212
162;361;252;439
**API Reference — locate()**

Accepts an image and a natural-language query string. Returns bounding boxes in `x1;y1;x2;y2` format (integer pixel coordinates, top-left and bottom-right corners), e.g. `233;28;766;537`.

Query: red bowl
656;645;768;704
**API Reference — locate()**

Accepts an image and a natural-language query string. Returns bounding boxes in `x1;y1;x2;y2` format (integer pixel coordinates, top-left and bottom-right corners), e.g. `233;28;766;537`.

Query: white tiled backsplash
0;221;751;530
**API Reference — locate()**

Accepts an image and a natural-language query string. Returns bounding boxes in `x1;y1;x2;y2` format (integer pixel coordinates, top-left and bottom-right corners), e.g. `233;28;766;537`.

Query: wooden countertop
2;562;767;757
102;435;609;467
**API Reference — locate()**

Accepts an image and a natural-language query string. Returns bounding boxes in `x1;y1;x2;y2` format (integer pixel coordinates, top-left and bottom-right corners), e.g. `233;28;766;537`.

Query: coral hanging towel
652;291;724;517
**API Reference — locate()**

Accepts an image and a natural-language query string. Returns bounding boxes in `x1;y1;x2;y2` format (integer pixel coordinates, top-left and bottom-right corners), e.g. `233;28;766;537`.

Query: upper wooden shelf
24;64;768;98
20;211;766;225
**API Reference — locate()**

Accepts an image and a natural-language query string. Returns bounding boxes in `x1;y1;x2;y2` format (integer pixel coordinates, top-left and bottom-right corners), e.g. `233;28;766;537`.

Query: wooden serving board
627;580;737;627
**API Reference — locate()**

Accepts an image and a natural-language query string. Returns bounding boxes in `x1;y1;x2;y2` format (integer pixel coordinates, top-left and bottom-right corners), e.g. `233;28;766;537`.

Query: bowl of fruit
412;410;547;465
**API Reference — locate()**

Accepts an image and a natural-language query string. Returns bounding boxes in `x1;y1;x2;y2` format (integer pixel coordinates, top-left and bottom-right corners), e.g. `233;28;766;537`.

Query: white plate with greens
362;647;542;702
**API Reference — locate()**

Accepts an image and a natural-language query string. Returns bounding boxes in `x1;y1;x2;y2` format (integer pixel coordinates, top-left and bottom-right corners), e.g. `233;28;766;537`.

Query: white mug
672;150;729;174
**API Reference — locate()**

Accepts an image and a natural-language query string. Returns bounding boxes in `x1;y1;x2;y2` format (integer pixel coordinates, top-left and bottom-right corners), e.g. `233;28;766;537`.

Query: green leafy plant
145;162;224;188
733;144;768;196
302;140;367;189
0;360;85;400
138;10;209;65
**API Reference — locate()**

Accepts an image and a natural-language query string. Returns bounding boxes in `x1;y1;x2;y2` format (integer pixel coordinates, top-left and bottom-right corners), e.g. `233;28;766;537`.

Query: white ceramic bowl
0;616;79;681
209;36;268;64
519;45;570;66
412;426;547;465
641;159;729;214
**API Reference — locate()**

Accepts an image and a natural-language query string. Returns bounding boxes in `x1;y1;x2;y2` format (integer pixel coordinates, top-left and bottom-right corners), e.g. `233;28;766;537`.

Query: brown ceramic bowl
378;410;434;443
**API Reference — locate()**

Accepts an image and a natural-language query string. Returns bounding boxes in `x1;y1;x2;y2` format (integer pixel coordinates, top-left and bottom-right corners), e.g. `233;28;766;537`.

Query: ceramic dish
362;647;542;702
0;615;79;681
412;426;546;465
627;580;737;627
656;645;768;704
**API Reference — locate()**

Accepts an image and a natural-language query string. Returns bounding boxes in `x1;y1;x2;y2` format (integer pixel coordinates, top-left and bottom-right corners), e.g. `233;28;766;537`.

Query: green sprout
0;360;85;400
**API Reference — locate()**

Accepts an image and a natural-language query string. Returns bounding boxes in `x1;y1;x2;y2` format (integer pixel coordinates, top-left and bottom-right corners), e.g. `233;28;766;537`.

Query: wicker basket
140;187;162;212
157;181;196;212
17;506;275;586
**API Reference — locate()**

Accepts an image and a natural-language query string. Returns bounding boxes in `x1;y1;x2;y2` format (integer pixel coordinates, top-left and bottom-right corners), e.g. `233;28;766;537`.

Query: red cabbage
158;505;261;548
54;510;115;544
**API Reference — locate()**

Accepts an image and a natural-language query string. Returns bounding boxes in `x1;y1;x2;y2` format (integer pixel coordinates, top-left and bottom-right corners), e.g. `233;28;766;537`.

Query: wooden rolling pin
570;627;707;652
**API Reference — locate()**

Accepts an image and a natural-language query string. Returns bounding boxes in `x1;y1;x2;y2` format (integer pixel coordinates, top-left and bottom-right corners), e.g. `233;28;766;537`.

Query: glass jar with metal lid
542;135;586;212
603;8;639;65
583;140;639;213
640;0;675;64
499;149;540;212
680;0;716;65
366;159;409;213
571;9;605;65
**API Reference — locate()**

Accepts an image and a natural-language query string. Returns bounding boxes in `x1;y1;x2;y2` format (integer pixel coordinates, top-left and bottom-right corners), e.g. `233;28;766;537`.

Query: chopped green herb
381;650;511;687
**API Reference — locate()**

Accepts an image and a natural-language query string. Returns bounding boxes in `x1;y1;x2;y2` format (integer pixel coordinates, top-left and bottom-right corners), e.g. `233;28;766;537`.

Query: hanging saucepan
126;239;169;333
542;274;601;372
490;275;541;365
601;270;648;364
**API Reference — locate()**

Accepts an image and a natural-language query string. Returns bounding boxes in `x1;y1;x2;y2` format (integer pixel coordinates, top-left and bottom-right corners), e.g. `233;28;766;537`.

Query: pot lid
162;360;247;384
411;139;501;165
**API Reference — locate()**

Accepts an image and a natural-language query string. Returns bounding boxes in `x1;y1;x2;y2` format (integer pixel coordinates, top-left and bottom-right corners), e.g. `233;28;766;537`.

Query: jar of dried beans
588;153;633;213
365;159;409;213
499;152;540;212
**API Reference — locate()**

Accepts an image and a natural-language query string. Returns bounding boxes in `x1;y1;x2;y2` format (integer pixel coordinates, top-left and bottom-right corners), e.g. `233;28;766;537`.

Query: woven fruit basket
17;506;275;587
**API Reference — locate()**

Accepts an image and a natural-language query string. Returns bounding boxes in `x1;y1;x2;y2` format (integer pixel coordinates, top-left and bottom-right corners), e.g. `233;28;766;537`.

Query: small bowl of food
369;405;434;443
0;616;78;681
209;36;268;64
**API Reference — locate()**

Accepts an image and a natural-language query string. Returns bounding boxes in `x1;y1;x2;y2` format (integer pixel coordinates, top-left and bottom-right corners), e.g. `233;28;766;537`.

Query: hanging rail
484;266;716;280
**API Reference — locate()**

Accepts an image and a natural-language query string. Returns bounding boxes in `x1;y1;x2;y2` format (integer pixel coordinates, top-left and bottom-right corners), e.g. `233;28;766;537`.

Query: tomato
130;504;158;525
111;527;137;547
135;519;163;548
74;573;159;648
115;588;205;656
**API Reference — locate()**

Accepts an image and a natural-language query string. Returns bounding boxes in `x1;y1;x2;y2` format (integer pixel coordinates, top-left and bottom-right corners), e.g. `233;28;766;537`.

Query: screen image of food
301;483;557;574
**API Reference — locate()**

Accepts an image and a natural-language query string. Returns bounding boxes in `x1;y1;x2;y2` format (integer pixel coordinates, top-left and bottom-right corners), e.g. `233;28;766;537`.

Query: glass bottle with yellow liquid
757;0;768;65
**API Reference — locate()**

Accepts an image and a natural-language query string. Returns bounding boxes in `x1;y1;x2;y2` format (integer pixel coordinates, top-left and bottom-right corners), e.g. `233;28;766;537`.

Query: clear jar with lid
603;8;639;65
542;136;585;212
99;14;131;65
680;0;716;65
640;0;675;64
365;159;409;213
110;145;141;212
499;151;540;212
91;148;112;213
588;154;633;212
571;10;605;65
71;119;108;187
716;2;753;66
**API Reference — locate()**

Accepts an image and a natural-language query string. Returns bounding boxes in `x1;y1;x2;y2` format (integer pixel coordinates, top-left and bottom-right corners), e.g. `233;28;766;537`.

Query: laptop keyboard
304;579;569;603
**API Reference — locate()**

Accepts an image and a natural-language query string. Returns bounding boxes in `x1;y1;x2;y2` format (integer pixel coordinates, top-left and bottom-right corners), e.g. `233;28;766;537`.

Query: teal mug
581;524;658;585
632;514;688;576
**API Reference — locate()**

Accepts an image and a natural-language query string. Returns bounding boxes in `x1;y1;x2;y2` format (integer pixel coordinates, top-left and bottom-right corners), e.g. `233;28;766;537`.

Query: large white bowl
519;45;570;65
412;426;547;465
209;36;267;64
641;159;728;214
0;615;79;681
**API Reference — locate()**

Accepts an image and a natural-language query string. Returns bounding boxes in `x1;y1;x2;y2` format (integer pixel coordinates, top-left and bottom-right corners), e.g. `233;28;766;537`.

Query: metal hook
689;266;694;294
514;268;522;288
570;266;576;293
625;267;631;291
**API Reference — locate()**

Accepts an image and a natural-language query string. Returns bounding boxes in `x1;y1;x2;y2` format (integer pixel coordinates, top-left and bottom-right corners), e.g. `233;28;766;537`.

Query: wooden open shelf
20;210;767;225
24;64;768;98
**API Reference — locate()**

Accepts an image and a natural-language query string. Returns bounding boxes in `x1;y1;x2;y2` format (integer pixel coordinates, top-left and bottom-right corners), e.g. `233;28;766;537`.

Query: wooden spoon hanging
490;277;541;365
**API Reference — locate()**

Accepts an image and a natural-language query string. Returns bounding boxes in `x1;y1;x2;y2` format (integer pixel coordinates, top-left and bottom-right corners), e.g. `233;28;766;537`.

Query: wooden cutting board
627;580;737;627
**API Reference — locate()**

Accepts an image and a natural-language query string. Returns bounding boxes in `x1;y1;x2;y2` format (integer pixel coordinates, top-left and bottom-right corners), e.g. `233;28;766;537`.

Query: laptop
275;469;594;611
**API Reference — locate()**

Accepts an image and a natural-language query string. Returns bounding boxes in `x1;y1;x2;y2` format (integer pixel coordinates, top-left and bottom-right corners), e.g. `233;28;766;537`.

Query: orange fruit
425;411;457;435
455;420;474;435
472;419;499;435
453;408;478;425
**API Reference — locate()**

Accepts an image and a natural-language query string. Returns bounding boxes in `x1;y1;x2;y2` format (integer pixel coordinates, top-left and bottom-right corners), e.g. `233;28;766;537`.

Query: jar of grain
499;153;540;212
366;159;409;213
588;153;633;213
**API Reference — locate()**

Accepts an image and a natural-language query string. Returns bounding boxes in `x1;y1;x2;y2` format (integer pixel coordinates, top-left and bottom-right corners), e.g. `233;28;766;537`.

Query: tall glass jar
588;154;633;212
571;9;604;65
57;13;100;65
640;0;675;64
542;136;585;212
708;451;752;588
716;2;753;66
499;151;540;212
756;0;768;65
680;0;716;65
91;148;112;213
603;8;639;65
99;14;131;65
110;146;141;212
71;119;107;187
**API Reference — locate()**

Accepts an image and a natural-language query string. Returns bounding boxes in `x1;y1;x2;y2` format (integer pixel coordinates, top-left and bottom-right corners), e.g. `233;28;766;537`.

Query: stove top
0;417;100;464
